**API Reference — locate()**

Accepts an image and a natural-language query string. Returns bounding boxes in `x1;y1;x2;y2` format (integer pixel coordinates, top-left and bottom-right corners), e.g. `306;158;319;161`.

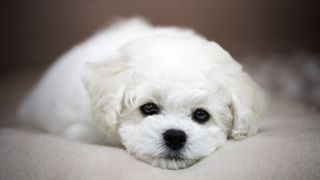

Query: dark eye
140;102;159;116
192;108;210;124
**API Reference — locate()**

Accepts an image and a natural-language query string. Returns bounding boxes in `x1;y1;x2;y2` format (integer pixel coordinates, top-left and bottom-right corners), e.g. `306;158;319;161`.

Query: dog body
19;18;265;169
19;19;157;145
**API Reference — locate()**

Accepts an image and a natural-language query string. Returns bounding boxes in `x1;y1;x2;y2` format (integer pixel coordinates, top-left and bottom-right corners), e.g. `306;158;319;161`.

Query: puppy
18;18;265;169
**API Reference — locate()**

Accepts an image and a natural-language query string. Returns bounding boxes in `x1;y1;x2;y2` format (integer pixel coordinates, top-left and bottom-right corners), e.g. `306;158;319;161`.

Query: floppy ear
82;59;131;145
227;71;266;140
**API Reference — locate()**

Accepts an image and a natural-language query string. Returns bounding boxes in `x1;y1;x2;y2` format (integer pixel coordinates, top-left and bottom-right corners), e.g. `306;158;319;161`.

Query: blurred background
1;0;320;69
0;0;320;125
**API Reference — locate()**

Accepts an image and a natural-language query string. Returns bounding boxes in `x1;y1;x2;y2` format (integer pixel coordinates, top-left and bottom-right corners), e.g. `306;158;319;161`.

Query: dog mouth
129;144;199;169
163;150;185;161
150;151;197;169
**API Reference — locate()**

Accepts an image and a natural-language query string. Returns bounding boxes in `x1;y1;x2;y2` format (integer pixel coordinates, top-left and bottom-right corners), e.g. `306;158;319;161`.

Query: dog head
84;32;265;169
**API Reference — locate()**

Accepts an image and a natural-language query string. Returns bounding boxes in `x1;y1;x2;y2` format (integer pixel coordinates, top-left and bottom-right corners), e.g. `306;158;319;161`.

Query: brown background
1;0;320;72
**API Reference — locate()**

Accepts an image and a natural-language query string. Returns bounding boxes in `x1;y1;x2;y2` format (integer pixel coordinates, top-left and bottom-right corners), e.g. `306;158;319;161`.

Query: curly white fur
18;18;265;169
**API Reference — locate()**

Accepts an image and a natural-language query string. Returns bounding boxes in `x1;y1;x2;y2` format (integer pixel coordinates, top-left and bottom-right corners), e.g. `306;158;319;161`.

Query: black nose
163;129;187;150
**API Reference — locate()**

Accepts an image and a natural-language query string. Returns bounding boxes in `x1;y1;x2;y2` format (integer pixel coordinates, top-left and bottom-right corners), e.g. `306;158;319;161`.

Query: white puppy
18;18;265;169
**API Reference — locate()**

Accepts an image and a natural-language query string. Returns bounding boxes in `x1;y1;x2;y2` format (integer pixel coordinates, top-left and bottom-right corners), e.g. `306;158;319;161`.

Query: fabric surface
1;98;320;180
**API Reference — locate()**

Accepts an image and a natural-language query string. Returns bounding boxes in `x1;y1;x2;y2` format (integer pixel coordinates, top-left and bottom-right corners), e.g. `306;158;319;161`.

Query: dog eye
192;108;210;124
140;102;159;116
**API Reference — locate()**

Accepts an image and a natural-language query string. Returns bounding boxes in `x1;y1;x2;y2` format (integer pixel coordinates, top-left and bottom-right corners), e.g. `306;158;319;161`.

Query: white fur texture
18;18;265;169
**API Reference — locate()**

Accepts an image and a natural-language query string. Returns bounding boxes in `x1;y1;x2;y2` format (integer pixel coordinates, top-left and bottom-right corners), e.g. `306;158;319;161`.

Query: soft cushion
1;99;319;180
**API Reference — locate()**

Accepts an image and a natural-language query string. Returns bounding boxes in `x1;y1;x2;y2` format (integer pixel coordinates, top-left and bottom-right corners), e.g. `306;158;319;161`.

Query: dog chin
139;155;198;170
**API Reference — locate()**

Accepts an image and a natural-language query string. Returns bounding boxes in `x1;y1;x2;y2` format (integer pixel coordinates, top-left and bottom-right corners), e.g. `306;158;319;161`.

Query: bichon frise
18;18;265;169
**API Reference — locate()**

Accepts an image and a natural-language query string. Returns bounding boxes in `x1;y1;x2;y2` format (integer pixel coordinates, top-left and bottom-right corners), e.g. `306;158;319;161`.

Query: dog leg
62;123;106;145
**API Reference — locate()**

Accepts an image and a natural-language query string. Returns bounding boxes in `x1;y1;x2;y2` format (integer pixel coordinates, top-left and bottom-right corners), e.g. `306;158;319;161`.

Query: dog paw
231;129;248;140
